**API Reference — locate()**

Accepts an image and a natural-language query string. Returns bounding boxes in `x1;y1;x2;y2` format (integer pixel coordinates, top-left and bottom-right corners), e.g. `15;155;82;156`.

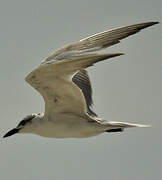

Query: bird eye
21;120;26;126
18;120;26;126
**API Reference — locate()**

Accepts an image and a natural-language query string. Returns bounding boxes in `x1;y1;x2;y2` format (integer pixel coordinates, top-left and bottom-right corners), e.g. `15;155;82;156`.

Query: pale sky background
0;0;161;180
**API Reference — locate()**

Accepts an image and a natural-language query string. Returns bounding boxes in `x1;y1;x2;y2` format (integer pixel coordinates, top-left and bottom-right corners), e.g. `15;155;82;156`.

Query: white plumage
3;21;158;138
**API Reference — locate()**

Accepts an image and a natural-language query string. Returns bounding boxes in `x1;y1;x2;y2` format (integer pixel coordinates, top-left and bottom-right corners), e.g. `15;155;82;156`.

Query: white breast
31;114;102;138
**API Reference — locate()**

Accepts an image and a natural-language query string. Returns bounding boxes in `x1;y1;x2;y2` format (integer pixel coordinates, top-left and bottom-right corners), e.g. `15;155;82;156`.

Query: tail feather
107;121;151;128
103;121;150;132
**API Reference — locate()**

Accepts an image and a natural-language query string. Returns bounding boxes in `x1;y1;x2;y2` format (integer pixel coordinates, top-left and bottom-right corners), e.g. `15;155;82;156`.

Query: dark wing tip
149;21;159;25
140;21;159;29
104;53;124;59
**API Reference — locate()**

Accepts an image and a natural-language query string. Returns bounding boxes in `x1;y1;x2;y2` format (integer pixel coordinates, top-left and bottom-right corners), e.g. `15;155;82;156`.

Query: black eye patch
18;114;37;127
18;120;26;126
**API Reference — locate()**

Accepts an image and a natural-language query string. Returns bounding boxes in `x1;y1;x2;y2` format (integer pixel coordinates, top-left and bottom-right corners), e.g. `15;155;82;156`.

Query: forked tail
104;121;150;133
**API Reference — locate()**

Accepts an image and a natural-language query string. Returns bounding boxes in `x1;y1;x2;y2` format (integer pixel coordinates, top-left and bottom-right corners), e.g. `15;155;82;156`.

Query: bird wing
45;21;158;60
25;21;158;119
72;69;97;117
25;53;122;118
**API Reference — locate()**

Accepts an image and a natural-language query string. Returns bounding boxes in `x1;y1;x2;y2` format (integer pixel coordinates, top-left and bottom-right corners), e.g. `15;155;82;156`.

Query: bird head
3;114;38;138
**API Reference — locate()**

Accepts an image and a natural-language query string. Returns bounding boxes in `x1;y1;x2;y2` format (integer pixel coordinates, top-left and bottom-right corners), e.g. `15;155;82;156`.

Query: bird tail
104;121;150;133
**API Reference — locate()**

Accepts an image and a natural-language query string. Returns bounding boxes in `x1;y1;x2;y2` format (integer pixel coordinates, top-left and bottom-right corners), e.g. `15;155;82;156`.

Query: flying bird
3;21;159;138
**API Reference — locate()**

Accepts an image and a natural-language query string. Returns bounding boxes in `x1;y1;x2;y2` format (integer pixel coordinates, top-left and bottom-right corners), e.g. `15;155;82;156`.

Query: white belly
32;114;102;138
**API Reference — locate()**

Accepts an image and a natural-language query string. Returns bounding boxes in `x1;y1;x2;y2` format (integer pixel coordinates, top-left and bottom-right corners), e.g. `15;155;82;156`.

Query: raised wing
72;69;97;117
26;53;122;117
46;22;158;59
26;21;158;119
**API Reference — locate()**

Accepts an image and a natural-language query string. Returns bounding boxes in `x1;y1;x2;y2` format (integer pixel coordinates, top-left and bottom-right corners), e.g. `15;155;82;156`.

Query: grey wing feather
26;53;123;117
72;69;97;117
25;21;158;120
51;22;158;58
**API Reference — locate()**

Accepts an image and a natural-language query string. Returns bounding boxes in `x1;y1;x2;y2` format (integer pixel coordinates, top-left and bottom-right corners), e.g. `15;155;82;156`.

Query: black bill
3;128;20;138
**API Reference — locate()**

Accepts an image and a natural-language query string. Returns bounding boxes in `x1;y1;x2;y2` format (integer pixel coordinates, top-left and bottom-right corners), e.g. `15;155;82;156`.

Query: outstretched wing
45;22;158;60
72;69;97;117
26;21;158;119
26;53;122;117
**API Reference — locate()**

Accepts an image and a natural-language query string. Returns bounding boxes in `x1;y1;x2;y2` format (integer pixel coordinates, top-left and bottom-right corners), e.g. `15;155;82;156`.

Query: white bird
3;21;158;138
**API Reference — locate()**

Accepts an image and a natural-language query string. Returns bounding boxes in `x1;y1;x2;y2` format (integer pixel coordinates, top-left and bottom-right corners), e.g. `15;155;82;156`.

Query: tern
3;21;158;138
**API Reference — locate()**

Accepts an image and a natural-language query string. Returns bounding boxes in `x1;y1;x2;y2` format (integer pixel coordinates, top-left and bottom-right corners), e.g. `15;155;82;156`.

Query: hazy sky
0;0;161;180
